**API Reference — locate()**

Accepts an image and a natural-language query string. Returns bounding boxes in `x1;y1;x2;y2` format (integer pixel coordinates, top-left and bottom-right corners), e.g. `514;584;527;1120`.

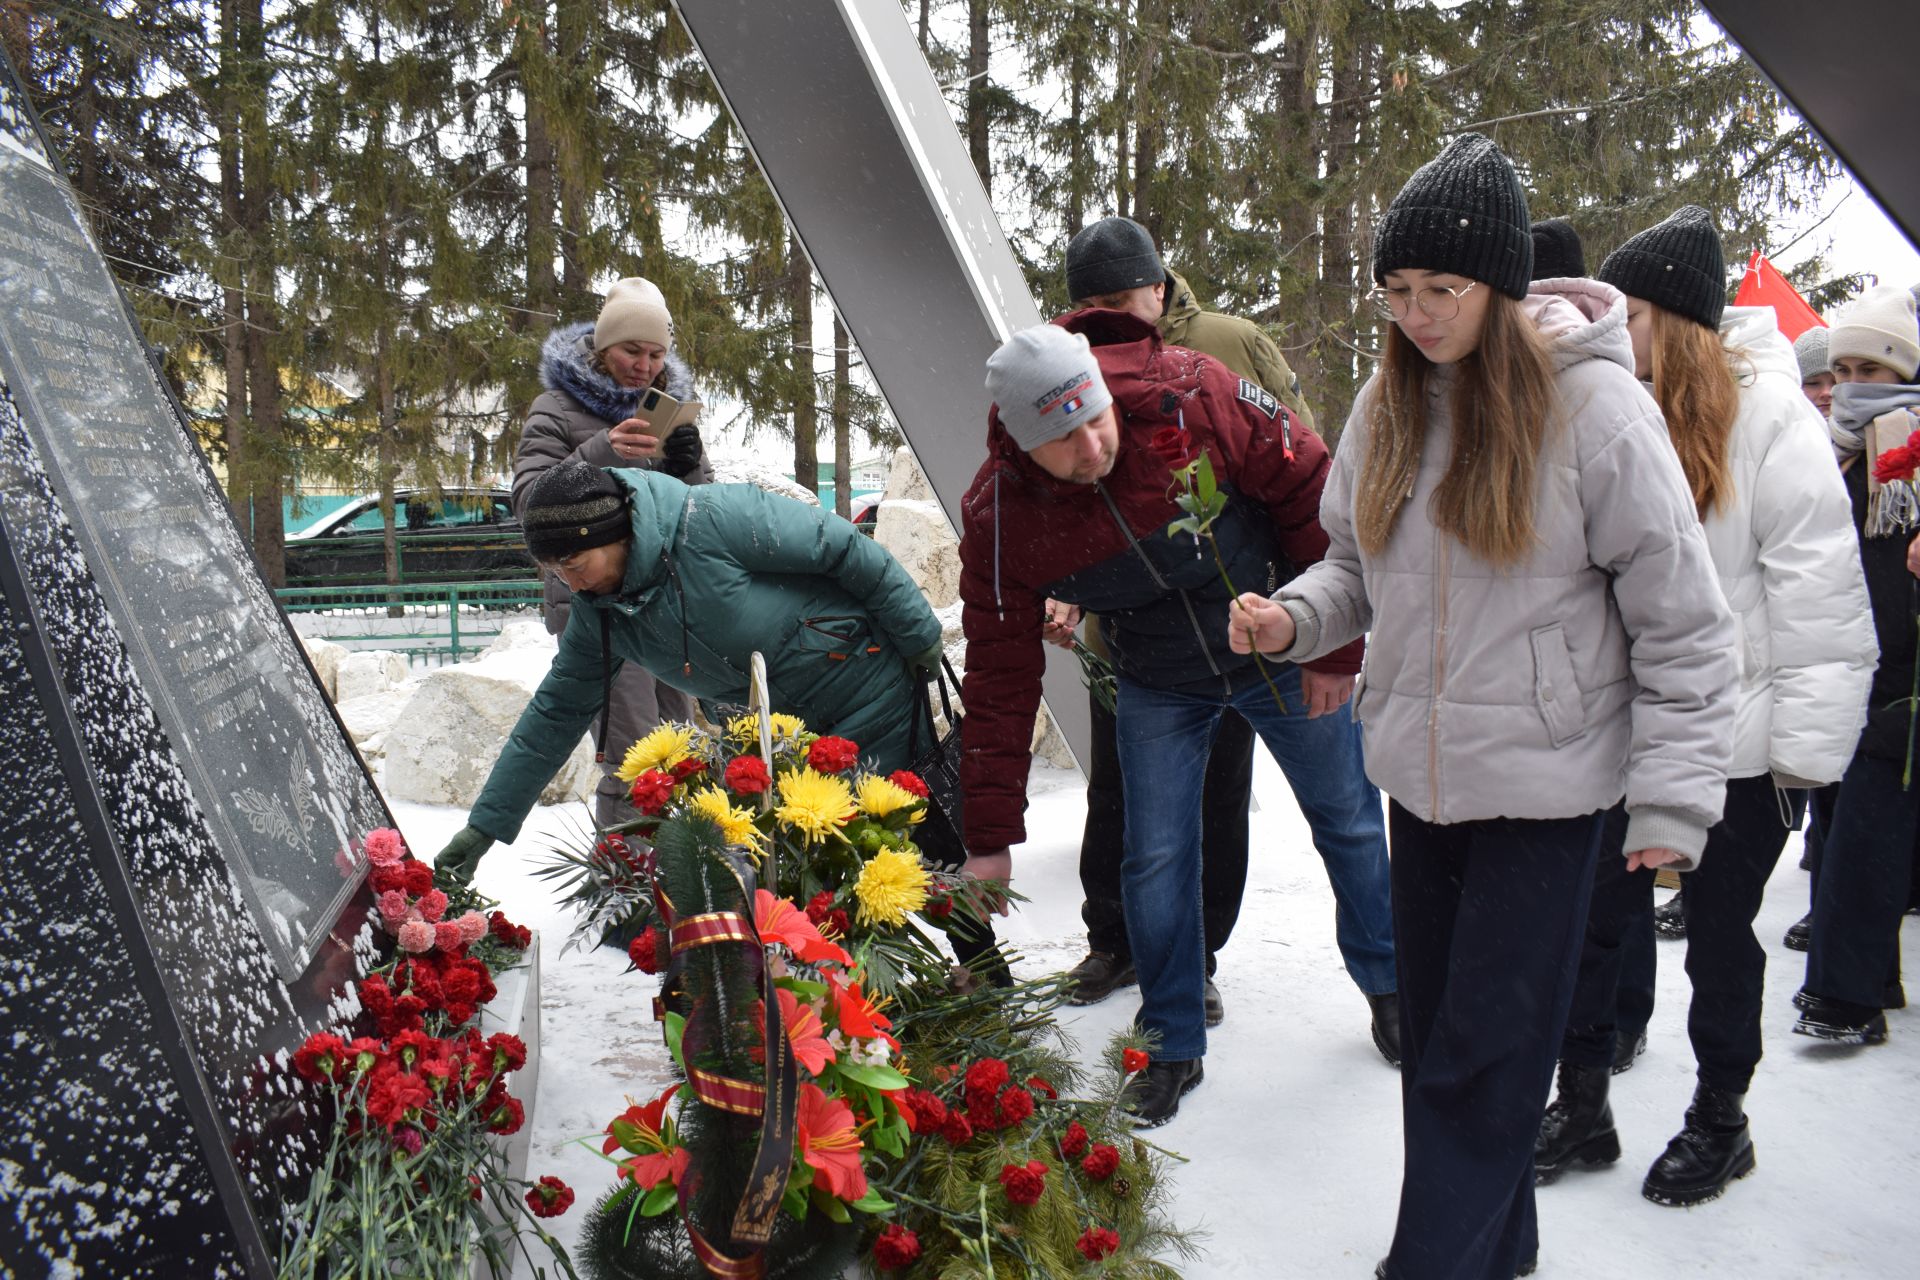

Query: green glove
433;825;495;889
909;641;947;678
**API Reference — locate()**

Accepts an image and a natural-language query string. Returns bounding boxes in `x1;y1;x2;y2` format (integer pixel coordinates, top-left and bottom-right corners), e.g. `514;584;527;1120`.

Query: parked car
282;488;535;587
850;494;880;535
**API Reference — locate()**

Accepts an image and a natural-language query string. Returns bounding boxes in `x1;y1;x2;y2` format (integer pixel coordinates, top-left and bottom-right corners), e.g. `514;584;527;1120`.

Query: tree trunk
1313;30;1367;424
1066;32;1086;235
832;313;851;519
521;5;557;332
966;0;990;194
918;0;930;54
237;0;283;585
556;0;592;313
1131;0;1160;239
788;233;817;496
217;0;250;541
1113;5;1130;219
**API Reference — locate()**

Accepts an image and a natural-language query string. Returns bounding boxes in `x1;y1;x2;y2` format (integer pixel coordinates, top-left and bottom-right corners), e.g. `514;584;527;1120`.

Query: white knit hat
1829;284;1920;380
592;276;674;353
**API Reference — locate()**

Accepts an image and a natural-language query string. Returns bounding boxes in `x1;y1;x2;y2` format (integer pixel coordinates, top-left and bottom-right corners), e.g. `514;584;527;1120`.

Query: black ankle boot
1642;1084;1755;1206
1534;1060;1620;1184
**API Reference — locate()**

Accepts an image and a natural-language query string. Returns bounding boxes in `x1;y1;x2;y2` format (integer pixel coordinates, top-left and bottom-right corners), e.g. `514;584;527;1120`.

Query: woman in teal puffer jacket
435;460;945;881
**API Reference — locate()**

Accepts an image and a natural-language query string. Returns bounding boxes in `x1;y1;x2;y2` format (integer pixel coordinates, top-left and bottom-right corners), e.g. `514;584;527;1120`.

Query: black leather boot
1641;1084;1755;1206
1366;991;1402;1068
1534;1060;1620;1184
1064;950;1136;1005
1123;1057;1203;1128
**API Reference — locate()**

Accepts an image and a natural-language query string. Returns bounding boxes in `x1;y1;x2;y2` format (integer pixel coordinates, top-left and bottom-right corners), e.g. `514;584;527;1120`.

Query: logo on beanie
1035;372;1095;418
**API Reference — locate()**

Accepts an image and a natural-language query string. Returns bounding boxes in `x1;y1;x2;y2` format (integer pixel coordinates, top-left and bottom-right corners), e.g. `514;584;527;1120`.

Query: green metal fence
276;579;546;666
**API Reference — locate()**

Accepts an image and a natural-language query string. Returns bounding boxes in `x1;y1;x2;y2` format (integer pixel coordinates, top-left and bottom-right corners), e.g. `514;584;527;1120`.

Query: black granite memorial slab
0;57;391;1278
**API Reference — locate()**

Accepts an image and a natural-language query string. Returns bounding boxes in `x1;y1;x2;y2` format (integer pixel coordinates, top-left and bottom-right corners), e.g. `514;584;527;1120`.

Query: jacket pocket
787;614;880;661
1529;623;1587;748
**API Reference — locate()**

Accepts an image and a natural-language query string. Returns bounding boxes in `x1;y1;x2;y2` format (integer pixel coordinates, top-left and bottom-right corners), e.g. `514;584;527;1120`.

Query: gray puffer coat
1275;279;1738;866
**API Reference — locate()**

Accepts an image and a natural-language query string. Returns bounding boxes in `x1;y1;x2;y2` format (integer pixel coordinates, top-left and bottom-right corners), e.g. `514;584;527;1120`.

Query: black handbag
906;658;967;871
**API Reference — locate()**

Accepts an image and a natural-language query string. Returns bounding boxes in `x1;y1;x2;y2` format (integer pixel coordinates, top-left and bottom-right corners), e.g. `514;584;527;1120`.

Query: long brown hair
1648;305;1739;518
1356;293;1560;564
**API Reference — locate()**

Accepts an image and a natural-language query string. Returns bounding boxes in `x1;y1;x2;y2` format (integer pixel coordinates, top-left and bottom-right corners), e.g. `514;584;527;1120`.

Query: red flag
1733;251;1825;340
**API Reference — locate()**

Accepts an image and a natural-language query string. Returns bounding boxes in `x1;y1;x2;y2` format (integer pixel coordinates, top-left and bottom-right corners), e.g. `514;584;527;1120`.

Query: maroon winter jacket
957;309;1364;854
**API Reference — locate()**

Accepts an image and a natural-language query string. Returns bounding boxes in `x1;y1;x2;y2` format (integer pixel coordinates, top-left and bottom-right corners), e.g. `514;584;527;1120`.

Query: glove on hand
909;642;947;678
660;424;704;479
433;825;495;889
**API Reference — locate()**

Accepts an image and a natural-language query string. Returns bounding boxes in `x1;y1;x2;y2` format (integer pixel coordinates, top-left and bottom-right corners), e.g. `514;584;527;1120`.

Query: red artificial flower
900;1088;948;1134
594;833;634;870
796;1083;868;1201
486;1095;526;1135
1027;1075;1057;1100
1059;1120;1089;1159
888;769;930;798
629;769;677;815
724;754;772;794
627;927;666;974
292;1033;349;1084
872;1223;922;1270
485;1033;527;1075
367;1070;432;1128
1076;1226;1121;1261
825;972;896;1047
604;1085;690;1189
807;735;861;773
964;1057;1010;1100
1875;444;1918;485
940;1110;974;1146
1121;1047;1150;1075
754;890;852;966
997;1159;1048;1206
762;987;836;1076
525;1175;575;1219
1081;1142;1120;1181
997;1085;1035;1128
403;862;436;896
1148;425;1193;468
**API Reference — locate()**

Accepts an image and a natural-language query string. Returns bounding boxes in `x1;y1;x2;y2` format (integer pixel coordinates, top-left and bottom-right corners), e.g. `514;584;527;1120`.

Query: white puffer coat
1703;306;1876;783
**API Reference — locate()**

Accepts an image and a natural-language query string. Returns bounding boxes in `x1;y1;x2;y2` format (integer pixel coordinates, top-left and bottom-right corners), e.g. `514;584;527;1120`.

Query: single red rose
1081;1142;1120;1180
872;1223;922;1270
1148;426;1192;467
1076;1226;1121;1261
807;735;861;773
888;769;930;798
724;754;772;794
939;1110;974;1145
997;1159;1048;1206
292;1032;349;1084
486;1033;527;1075
629;770;677;815
1059;1120;1089;1159
997;1085;1035;1128
900;1088;948;1134
805;891;835;925
964;1057;1010;1100
525;1175;575;1218
486;1095;526;1135
627;928;666;974
1121;1047;1150;1075
1026;1075;1057;1100
403;862;436;896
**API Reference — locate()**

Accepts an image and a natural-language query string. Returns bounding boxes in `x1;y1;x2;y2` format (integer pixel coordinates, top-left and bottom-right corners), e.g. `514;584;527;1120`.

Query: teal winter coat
470;469;942;841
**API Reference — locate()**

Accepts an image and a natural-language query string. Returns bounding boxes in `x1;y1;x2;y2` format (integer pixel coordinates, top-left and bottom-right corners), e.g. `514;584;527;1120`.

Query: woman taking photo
515;276;712;828
1534;208;1873;1206
1229;135;1737;1280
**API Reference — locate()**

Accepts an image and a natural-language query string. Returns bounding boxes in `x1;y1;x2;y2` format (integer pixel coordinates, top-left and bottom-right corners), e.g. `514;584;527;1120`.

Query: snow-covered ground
390;747;1920;1279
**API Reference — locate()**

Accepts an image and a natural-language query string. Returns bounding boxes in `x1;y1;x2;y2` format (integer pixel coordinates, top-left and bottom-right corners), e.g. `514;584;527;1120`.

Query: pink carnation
456;911;489;944
434;921;465;953
397;920;435;954
416;889;449;924
365;828;406;866
377;890;411;926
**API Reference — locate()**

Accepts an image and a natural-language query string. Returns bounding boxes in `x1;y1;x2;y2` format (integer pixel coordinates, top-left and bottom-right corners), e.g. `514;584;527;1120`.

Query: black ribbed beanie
521;460;630;561
1065;216;1167;303
1530;218;1586;281
1596;205;1727;329
1372;133;1532;299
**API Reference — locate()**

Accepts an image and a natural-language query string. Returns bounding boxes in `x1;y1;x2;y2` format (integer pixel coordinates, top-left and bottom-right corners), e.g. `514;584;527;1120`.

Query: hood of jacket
1160;268;1204;330
539;321;696;424
1720;305;1801;386
1523;277;1636;375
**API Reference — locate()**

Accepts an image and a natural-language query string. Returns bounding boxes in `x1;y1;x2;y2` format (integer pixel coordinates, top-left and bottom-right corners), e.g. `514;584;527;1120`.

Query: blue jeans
1116;664;1396;1061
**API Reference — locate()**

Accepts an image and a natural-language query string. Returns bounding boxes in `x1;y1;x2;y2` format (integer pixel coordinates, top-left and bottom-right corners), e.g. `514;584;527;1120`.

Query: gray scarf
1829;381;1920;460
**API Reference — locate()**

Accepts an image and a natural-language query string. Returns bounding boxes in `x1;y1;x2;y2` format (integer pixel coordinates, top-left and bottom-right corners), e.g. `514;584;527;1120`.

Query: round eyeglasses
1368;280;1480;322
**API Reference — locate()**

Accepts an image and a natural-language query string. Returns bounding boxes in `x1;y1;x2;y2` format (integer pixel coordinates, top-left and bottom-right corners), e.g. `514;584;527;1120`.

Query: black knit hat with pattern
1597;205;1727;330
521;460;629;561
1372;133;1532;299
1530;218;1586;281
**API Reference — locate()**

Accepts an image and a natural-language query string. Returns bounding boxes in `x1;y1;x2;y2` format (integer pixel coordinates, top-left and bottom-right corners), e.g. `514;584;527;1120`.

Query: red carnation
442;965;483;1007
512;924;532;949
485;1033;527;1075
488;911;521;945
628;927;666;974
367;1070;432;1127
292;1032;349;1084
525;1175;575;1218
629;770;676;815
940;1110;974;1146
807;735;861;773
486;1095;526;1135
996;1085;1035;1128
966;1091;1000;1132
389;1029;437;1069
1081;1142;1120;1180
1121;1047;1150;1075
1148;426;1193;467
724;754;771;794
872;1223;922;1270
403;861;435;896
344;1037;385;1076
1027;1075;1058;1100
888;770;930;798
370;862;407;894
671;757;707;782
805;892;835;925
964;1057;1010;1100
1875;444;1918;485
923;892;953;919
901;1088;948;1134
998;1159;1049;1206
433;921;465;954
1059;1120;1089;1159
1076;1226;1121;1261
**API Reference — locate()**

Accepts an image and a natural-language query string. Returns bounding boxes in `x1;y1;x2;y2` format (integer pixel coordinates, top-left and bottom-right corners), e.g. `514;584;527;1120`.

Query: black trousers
1563;776;1791;1093
1382;803;1604;1280
1807;751;1915;1007
1078;694;1255;974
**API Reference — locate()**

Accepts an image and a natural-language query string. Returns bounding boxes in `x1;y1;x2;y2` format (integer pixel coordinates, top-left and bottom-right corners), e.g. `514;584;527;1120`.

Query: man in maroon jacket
959;316;1395;1126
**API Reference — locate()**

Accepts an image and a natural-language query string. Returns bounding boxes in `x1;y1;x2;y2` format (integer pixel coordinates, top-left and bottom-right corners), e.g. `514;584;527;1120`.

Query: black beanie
521;461;630;561
1530;218;1586;281
1372;133;1532;300
1065;216;1167;303
1596;205;1727;330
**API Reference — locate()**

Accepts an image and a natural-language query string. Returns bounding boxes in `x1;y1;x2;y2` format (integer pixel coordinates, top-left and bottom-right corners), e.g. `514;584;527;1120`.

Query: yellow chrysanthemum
852;846;930;928
774;768;857;842
615;724;697;783
726;712;809;745
686;787;764;850
855;774;922;822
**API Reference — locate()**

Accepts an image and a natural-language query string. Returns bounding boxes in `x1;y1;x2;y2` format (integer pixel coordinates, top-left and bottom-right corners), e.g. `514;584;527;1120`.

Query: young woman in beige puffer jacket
1229;136;1738;1280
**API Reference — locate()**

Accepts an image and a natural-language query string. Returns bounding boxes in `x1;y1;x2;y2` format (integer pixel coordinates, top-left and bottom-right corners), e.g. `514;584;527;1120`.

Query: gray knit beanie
1373;133;1533;299
1065;216;1167;304
985;324;1113;452
521;461;630;561
1793;327;1831;382
1597;206;1727;330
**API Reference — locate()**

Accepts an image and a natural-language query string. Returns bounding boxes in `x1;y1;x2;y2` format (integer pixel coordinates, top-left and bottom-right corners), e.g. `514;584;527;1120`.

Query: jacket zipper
1095;482;1229;692
1429;538;1451;818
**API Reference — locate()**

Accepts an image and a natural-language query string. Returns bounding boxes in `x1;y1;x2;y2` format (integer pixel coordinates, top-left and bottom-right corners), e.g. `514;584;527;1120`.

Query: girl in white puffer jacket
1537;207;1876;1210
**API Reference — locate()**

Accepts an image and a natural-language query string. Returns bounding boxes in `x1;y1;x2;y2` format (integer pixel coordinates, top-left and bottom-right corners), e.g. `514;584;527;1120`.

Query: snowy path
391;746;1919;1279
